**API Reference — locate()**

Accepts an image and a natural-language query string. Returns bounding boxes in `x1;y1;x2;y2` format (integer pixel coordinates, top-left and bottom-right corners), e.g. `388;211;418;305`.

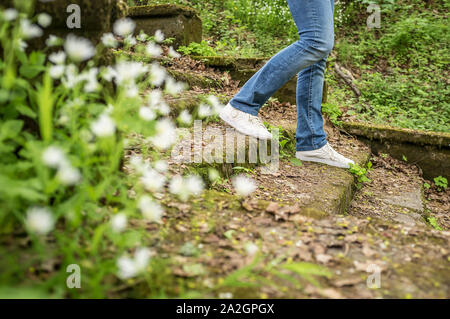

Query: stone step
342;121;450;180
165;95;372;216
127;4;202;49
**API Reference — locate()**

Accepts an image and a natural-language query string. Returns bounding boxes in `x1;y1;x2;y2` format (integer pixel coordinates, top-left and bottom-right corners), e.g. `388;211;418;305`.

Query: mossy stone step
128;4;202;49
342;121;450;180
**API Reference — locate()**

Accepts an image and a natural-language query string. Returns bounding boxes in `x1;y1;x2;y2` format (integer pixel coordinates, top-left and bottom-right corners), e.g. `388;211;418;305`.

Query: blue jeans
229;0;335;151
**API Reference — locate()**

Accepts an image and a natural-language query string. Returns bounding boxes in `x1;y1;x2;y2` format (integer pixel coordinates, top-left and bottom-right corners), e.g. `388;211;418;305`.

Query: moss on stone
342;121;450;148
128;4;200;18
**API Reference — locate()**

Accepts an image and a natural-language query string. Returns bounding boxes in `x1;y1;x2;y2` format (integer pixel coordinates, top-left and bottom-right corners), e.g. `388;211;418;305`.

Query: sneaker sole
296;154;353;169
219;110;272;140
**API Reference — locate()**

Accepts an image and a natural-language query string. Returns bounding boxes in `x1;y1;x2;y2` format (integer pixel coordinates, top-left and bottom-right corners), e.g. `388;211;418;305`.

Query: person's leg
228;0;335;116
296;0;334;151
295;58;328;151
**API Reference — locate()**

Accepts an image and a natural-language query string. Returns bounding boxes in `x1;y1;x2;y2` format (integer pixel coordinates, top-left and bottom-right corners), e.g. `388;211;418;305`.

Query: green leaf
290;158;303;167
19;64;45;79
16;104;37;119
224;229;235;239
0;120;24;141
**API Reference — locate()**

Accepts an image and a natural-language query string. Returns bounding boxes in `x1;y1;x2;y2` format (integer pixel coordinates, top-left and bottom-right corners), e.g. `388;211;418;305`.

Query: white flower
165;77;185;96
113;18;136;37
91;113;116;137
147;89;163;107
169;175;204;201
49;51;66;64
62;64;82;88
25;207;54;235
84;79;100;93
49;65;65;79
184;175;204;196
80;67;100;93
168;46;181;59
64;34;95;63
111;213;127;233
145;42;162;57
57;164;81;186
158;102;171;116
139;106;156;121
154;29;164;43
208;95;224;114
42;146;66;168
117;247;152;279
125;84;139;98
138;196;164;223
46;35;61;47
101;32;118;48
113;61;148;85
117;256;137;279
20;19;43;39
140;169;166;192
133;247;152;271
129;155;151;174
198;103;212;118
232;175;257;196
169;175;184;197
244;242;259;256
101;66;116;82
153;160;168;173
149;63;166;87
37;13;52;28
137;32;148;42
149;118;177;150
124;35;137;47
178;110;192;124
17;40;27;51
3;8;18;21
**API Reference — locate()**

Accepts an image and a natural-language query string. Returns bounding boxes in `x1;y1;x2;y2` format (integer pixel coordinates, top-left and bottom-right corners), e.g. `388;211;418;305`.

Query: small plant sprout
433;176;448;192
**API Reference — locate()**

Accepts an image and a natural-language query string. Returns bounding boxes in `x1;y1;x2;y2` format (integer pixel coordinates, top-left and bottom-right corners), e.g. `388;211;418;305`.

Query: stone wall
127;4;202;49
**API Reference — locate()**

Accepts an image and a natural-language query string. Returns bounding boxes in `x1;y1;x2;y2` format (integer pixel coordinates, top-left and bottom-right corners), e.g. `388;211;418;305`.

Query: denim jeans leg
296;57;329;151
228;0;335;118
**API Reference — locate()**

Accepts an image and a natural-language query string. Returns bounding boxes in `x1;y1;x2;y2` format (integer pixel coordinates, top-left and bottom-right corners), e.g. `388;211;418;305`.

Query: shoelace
248;114;266;129
324;144;343;161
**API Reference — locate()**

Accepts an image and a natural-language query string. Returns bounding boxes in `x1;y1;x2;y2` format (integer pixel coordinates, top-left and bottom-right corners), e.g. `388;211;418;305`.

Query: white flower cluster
42;146;81;186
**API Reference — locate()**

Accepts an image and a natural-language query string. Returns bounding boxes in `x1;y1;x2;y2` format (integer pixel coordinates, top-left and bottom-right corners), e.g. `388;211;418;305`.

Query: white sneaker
219;103;272;140
296;143;355;169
